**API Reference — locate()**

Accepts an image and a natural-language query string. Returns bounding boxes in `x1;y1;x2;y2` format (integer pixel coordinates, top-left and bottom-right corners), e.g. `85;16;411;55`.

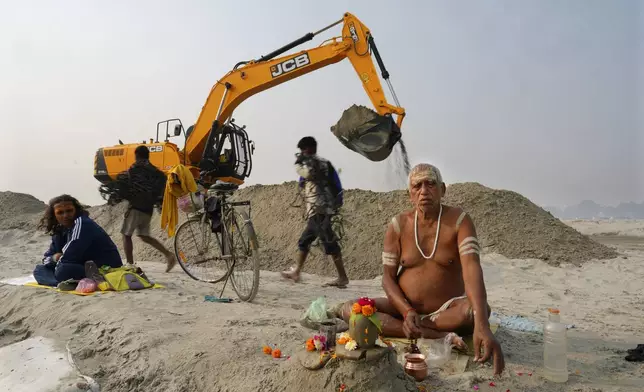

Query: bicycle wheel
174;215;230;283
224;209;260;302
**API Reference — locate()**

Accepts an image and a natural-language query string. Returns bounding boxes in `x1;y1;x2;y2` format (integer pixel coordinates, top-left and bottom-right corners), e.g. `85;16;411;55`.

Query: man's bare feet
281;267;301;282
322;278;348;289
165;254;177;272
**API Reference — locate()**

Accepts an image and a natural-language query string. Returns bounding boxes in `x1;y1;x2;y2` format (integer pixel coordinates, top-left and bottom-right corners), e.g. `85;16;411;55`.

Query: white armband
458;236;481;256
382;252;400;267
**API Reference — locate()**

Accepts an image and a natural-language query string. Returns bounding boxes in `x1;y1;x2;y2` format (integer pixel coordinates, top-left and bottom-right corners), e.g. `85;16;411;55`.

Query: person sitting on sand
33;194;123;286
331;163;505;376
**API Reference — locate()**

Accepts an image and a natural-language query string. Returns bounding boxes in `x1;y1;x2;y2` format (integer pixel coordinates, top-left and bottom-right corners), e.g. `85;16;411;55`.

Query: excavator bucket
330;105;402;162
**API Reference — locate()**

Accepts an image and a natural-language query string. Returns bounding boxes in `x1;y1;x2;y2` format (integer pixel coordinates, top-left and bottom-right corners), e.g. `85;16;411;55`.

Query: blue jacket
43;214;122;268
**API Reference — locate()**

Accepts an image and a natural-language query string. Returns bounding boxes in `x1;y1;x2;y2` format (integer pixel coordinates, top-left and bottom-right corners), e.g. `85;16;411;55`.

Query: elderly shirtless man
334;163;504;375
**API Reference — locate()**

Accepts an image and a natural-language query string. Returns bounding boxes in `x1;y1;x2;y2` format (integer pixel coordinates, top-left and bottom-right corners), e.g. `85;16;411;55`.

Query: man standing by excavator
121;145;176;272
281;136;349;288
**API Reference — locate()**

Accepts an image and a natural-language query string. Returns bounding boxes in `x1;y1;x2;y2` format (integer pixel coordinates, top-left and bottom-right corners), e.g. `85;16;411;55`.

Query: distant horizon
545;200;644;209
2;179;641;209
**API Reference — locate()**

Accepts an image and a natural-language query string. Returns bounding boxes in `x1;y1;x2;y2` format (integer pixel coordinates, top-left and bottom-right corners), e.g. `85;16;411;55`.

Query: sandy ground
1;219;643;391
564;219;644;238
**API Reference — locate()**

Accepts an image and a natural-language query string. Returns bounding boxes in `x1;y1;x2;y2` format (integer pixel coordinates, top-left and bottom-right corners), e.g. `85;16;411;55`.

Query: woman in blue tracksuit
33;194;123;286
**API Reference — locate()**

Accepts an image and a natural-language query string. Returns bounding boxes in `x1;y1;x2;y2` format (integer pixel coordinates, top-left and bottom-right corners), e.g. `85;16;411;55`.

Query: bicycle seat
210;182;239;192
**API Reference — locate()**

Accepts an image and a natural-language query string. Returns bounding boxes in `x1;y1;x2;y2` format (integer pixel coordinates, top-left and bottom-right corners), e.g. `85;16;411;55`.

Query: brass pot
404;353;428;382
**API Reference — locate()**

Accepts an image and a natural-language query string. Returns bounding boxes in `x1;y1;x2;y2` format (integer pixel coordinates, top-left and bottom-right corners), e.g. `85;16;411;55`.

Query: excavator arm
92;12;406;194
185;12;406;167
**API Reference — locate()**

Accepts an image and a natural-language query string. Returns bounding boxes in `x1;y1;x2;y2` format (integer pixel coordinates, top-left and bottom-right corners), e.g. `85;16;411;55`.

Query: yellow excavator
93;12;406;190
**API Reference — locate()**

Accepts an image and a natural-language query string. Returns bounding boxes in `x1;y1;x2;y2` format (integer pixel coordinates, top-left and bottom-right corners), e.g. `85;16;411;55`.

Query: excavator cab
199;119;254;185
157;119;186;143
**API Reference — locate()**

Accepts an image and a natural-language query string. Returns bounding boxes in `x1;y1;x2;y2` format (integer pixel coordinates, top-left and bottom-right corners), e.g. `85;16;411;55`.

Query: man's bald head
408;163;443;190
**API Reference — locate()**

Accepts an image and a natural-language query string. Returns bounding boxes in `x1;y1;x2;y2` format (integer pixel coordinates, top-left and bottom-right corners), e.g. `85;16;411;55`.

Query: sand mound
231;182;407;279
0;191;47;215
227;181;617;278
2;181;617;275
442;182;618;265
79;181;618;276
87;202;176;259
0;191;47;230
86;202;193;264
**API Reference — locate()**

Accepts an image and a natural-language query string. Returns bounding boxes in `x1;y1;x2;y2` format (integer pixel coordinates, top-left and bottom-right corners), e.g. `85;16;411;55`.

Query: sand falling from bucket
385;138;411;189
397;138;411;177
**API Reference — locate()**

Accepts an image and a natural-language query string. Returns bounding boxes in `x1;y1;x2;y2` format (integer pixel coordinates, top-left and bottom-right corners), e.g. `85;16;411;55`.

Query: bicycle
173;182;260;302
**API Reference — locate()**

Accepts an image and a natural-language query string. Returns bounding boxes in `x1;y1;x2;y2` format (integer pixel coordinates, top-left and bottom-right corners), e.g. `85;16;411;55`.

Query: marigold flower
306;338;315;351
262;346;272;355
357;297;375;307
272;349;282;358
337;336;348;345
351;303;362;314
361;304;375;317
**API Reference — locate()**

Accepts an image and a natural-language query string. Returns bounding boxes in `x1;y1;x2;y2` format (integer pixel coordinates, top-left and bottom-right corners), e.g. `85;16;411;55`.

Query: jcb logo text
270;53;310;78
148;146;163;153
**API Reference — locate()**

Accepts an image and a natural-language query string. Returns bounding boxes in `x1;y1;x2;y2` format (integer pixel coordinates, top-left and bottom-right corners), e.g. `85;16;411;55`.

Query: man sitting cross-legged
333;163;505;376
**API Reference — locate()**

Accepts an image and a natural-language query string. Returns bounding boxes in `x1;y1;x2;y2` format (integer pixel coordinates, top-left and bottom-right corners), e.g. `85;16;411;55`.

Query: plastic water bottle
543;308;568;382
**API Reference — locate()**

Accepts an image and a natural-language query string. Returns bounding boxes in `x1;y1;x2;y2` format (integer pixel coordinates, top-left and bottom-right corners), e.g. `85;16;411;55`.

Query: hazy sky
1;0;641;207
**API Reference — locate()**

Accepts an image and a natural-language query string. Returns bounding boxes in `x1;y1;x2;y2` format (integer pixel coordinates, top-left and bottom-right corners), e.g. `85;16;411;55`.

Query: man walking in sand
121;145;176;272
281;136;349;288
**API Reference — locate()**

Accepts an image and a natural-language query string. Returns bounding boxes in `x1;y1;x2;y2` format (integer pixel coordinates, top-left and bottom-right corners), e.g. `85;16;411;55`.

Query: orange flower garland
351;303;362;314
